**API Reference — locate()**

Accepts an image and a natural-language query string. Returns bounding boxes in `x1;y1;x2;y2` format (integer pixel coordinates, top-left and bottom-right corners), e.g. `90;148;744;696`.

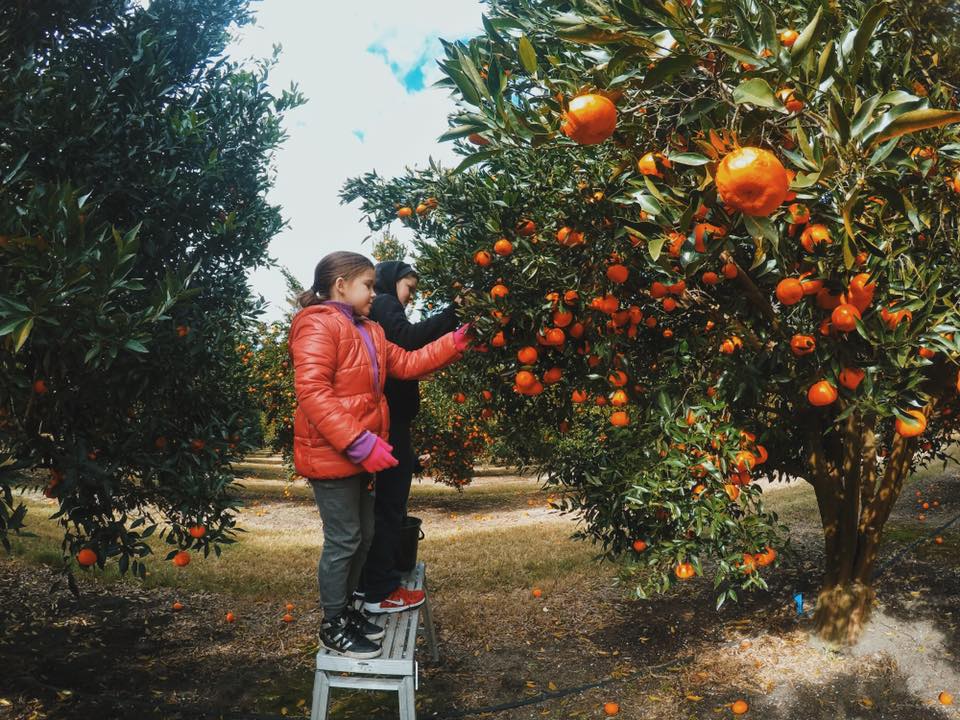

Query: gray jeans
311;473;376;620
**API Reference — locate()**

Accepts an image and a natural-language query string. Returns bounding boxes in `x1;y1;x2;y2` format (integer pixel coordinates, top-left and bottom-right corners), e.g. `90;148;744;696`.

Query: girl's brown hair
297;251;374;308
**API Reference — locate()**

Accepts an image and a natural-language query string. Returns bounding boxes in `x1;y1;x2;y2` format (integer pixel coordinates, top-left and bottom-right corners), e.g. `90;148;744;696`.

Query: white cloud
229;0;485;321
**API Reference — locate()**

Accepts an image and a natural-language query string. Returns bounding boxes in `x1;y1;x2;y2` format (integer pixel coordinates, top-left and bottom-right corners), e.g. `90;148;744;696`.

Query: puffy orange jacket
288;303;462;480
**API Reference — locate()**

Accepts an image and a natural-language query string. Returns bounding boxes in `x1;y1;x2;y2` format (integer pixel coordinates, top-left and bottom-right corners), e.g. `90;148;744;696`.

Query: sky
228;1;486;321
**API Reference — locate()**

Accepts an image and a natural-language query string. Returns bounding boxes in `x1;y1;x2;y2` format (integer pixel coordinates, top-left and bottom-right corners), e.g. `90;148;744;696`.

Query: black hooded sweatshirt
370;261;459;425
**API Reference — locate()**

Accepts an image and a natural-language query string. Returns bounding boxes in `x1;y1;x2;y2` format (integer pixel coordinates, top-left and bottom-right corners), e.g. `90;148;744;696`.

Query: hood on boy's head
374;260;416;297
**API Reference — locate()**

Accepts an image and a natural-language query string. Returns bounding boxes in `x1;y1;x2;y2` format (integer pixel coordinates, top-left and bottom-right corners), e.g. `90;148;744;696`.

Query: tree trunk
804;404;924;646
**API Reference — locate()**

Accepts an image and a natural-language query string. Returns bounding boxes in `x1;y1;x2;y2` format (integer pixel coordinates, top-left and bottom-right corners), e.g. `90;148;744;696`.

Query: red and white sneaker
363;587;425;615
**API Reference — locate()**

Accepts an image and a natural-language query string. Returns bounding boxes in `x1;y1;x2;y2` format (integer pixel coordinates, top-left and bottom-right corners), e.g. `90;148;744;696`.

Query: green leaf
732;78;778;109
633;193;663;217
743;215;779;252
12;318;33;353
642;55;697;89
704;39;767;67
648;235;665;261
124;339;149;353
850;93;881;139
437;124;487;142
452;149;499;174
457;49;491;99
848;4;889;82
871;109;960;145
444;64;482;106
790;7;823;63
816;40;836;85
666;152;710;166
518;36;538;75
842;234;855;269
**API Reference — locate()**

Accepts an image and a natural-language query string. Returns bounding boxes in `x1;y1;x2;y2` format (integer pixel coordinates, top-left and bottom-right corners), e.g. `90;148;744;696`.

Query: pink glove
453;323;473;352
360;436;399;473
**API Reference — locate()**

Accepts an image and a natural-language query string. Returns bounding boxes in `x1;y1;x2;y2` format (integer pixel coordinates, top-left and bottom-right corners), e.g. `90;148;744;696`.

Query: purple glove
453;323;473;352
360;436;399;473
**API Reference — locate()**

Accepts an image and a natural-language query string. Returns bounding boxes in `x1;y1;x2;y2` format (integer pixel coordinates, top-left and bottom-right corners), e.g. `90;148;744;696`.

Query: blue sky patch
352;129;365;142
366;36;443;93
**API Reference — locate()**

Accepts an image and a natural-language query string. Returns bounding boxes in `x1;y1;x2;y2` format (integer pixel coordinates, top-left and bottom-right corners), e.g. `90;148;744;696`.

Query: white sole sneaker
363;596;425;615
319;636;382;659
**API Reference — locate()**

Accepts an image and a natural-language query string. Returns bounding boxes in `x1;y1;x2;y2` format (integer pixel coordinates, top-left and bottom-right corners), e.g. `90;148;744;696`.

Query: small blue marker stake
793;592;804;616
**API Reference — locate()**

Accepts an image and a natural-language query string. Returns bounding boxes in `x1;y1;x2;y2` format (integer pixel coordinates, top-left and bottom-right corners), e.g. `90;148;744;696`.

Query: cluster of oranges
396;197;438;219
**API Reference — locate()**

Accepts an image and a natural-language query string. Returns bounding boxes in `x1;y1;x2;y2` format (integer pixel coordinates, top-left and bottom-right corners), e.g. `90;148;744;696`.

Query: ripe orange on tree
516;219;537;236
490;283;509;299
831;303;861;332
474;250;492;266
881;303;912;329
895;409;927;438
800;224;832;253
33;379;48;394
754;547;777;566
556;226;585;247
715;147;790;217
561;93;618;145
808;381;838;406
189;525;206;539
731;698;750;715
493;238;513;256
838;367;866;391
780;28;799;46
517;346;539;364
674;562;695;580
606;263;629;283
722;262;738;279
702;271;720;285
790;334;816;356
777;87;804;113
225;611;236;623
77;548;98;567
788;202;811;224
637;151;671;177
776;278;804;305
516;370;536;389
610;411;629;427
173;550;191;567
397;206;413;218
632;540;647;552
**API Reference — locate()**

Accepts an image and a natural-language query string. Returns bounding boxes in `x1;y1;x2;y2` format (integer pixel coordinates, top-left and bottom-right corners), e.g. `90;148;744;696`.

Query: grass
5;457;953;607
6;485;591;605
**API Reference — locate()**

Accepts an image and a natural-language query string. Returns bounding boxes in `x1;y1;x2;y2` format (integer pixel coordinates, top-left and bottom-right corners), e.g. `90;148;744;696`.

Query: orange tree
0;0;303;576
343;0;960;644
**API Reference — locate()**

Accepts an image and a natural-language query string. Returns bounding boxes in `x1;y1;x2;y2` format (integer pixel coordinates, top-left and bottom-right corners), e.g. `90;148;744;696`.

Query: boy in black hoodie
359;260;459;614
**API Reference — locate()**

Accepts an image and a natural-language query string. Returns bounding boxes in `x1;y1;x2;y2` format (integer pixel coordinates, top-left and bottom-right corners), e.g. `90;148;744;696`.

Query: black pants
360;421;414;603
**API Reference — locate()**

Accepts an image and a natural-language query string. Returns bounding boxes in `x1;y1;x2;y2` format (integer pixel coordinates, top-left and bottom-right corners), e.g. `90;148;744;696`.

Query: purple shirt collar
322;300;363;324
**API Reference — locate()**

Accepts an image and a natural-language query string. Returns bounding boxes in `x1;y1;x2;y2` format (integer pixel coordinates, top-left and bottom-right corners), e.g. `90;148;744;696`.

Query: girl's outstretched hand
360;436;399;473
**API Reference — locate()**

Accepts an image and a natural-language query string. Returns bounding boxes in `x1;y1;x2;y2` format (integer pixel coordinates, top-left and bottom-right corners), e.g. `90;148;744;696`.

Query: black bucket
396;515;424;572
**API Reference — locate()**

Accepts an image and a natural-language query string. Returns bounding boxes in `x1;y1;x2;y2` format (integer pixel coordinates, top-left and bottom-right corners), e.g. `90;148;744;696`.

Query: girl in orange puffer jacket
288;251;469;659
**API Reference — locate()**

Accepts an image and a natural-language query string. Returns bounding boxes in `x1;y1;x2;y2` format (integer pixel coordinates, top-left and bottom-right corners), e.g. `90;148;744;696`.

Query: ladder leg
310;670;331;720
421;592;439;663
398;675;417;720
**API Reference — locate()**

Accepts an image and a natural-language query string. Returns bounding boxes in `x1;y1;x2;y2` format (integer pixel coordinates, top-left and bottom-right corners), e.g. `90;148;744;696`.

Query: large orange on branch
715;147;790;216
560;93;617;145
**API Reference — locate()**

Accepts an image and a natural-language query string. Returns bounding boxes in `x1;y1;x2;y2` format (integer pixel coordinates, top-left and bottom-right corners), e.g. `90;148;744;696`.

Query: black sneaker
344;605;386;641
319;614;382;659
